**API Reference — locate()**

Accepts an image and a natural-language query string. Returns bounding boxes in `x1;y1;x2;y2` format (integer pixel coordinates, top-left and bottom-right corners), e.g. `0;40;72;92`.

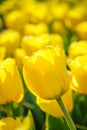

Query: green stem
56;97;76;130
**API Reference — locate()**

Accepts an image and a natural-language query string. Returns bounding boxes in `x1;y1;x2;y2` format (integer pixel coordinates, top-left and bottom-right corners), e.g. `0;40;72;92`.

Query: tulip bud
0;111;35;130
23;22;49;36
0;47;6;62
23;46;69;100
0;58;24;104
14;48;26;70
0;29;21;56
5;10;26;31
68;55;87;94
75;21;87;40
68;40;87;59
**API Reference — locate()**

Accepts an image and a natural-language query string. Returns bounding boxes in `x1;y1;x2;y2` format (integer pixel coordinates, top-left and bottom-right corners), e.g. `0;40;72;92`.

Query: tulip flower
75;21;87;40
14;48;26;70
51;20;66;35
36;88;73;118
68;55;87;94
23;45;69;100
68;40;87;59
0;47;6;62
0;117;16;130
0;29;21;56
23;22;49;36
0;111;35;130
0;58;24;104
5;10;26;31
50;2;69;21
21;35;44;55
65;5;86;30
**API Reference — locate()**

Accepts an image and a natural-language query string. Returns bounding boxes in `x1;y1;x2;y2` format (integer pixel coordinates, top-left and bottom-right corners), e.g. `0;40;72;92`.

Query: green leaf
45;114;69;130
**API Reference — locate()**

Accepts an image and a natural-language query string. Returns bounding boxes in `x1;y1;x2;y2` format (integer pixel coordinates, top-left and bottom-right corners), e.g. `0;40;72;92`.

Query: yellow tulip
65;5;85;30
49;34;63;47
68;55;87;94
5;10;26;30
36;88;73;118
50;2;69;21
0;47;6;62
14;48;26;70
68;40;87;59
16;111;36;130
21;35;45;55
0;29;21;56
23;22;49;36
23;46;69;99
1;117;16;130
0;0;17;15
0;121;6;129
0;111;35;130
0;58;24;104
51;20;66;35
75;21;87;40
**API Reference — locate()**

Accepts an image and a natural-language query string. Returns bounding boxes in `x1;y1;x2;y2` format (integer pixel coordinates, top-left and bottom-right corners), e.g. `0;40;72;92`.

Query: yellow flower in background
0;111;36;130
0;47;6;62
0;121;6;130
1;117;16;130
68;55;87;94
0;0;17;15
16;111;36;130
21;35;46;55
0;58;24;104
5;10;27;31
68;41;87;59
0;29;21;56
21;34;64;56
51;20;66;35
50;2;69;21
36;88;73;118
23;46;69;100
24;2;48;23
49;34;64;47
23;22;49;36
14;48;26;70
65;5;85;30
75;21;87;40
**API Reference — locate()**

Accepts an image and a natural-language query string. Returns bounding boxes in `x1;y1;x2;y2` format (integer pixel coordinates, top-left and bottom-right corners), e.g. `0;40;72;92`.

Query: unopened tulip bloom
65;5;85;30
21;35;46;55
0;47;6;62
23;46;69;99
23;22;49;36
0;29;20;56
0;58;24;104
50;2;69;21
36;88;73;118
68;41;87;59
5;10;26;30
68;55;87;94
14;48;26;70
0;111;35;130
75;21;87;40
51;20;66;35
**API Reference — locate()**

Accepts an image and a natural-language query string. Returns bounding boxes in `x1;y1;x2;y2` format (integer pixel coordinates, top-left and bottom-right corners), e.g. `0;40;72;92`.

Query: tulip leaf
46;114;69;130
23;89;45;130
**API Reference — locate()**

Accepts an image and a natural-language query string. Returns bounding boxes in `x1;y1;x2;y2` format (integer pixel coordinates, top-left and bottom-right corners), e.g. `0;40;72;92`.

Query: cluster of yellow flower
0;0;87;129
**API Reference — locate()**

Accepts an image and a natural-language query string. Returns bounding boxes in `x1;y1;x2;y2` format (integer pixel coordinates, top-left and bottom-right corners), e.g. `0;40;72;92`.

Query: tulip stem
56;97;76;130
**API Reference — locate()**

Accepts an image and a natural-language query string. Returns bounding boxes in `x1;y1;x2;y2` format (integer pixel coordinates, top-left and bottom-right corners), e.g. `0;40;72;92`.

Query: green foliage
45;114;70;130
